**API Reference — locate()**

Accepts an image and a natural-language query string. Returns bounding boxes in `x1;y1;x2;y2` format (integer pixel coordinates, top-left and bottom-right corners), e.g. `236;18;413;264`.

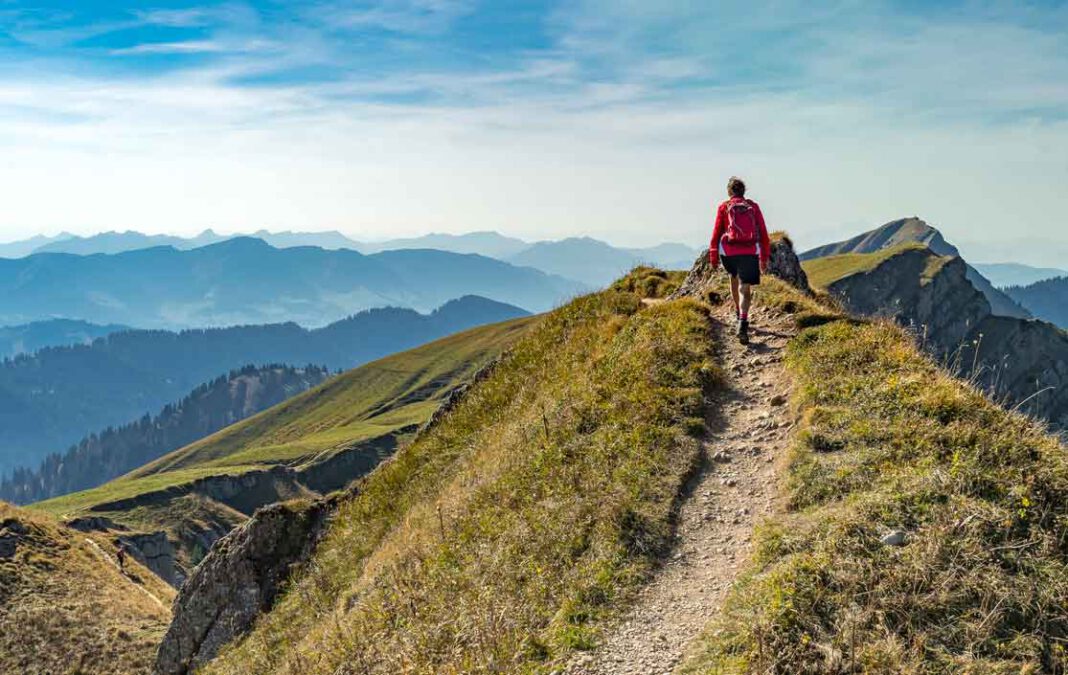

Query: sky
0;1;1065;264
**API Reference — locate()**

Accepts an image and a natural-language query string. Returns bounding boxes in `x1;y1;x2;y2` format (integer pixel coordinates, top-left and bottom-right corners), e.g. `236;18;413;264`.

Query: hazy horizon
0;2;1064;265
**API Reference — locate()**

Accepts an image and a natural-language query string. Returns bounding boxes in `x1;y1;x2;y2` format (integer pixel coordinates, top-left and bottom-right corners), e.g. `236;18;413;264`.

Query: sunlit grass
682;288;1068;673
206;269;721;674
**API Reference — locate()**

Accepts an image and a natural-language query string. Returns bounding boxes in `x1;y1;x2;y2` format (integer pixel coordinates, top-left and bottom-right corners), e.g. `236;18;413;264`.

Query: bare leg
739;283;753;318
729;275;740;317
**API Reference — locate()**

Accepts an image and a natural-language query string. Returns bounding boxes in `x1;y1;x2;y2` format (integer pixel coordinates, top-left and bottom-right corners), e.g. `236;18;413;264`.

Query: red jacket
709;197;771;267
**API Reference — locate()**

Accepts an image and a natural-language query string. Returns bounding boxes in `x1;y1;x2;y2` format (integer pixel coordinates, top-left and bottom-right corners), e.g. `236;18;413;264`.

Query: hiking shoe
738;319;750;345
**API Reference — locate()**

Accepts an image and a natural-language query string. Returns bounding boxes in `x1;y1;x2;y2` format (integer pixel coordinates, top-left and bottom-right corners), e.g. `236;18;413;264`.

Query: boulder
671;235;812;300
0;518;27;559
120;531;181;588
154;498;337;675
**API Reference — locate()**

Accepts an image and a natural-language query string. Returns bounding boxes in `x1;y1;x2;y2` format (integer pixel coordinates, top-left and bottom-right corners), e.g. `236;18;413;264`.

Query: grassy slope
0;502;176;674
34;318;531;520
205;269;721;674
802;242;943;289
683;280;1068;672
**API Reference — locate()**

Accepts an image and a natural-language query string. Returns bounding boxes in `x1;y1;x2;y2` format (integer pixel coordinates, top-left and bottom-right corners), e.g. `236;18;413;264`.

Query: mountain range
0;295;528;477
0;319;127;358
0;238;573;328
7;233;1067;675
972;262;1068;288
1;229;701;291
32;317;529;585
803;241;1068;428
1003;276;1068;329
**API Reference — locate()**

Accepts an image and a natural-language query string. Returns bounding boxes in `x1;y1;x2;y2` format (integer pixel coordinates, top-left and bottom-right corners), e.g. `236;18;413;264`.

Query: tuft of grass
611;265;688;299
0;502;176;674
206;270;722;674
682;302;1068;673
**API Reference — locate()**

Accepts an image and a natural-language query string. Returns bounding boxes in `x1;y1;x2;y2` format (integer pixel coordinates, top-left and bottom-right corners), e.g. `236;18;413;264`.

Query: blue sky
0;1;1065;263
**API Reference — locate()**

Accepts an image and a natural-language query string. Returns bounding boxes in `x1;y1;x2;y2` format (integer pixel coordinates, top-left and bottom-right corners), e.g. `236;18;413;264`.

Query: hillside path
563;304;797;675
83;537;168;611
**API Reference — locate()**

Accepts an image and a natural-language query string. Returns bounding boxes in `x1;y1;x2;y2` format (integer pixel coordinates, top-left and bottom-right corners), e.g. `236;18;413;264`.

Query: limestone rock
154;497;338;675
671;236;812;301
879;530;907;547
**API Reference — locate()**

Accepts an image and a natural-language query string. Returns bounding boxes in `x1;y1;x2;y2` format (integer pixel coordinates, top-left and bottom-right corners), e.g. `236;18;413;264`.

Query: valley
0;295;527;476
32;317;530;585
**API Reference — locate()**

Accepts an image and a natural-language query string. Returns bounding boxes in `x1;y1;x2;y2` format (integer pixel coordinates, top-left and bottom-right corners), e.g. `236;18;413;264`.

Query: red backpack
724;200;759;244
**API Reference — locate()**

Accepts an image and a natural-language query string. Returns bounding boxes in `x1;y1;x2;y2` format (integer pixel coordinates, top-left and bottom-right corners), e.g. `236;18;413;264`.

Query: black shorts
722;254;761;285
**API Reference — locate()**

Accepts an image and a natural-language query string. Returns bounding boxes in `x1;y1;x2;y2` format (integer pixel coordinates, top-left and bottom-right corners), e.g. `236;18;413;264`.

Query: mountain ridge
0;295;529;476
804;244;1068;428
0;239;579;328
0;364;331;505
32;317;531;585
800;217;1030;319
1002;275;1068;329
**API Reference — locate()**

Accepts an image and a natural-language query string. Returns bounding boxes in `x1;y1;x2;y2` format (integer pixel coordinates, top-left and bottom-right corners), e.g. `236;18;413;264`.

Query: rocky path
564;305;797;675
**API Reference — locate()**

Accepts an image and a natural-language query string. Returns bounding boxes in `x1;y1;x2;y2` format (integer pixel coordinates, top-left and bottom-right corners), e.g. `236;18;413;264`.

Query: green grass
802;242;932;289
0;502;176;675
33;318;531;520
682;294;1068;672
205;271;721;675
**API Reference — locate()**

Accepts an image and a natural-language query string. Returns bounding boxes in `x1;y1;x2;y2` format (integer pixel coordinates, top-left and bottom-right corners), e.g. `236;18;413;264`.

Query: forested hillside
0;319;125;358
0;296;527;476
34;318;530;578
1003;275;1068;328
1;364;329;504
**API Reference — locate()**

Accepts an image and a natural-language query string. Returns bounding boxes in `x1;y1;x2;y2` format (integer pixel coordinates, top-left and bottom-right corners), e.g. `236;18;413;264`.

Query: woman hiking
708;176;771;344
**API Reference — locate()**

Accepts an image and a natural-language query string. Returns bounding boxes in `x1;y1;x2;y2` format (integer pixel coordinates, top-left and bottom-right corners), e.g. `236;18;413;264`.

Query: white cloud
0;1;1064;266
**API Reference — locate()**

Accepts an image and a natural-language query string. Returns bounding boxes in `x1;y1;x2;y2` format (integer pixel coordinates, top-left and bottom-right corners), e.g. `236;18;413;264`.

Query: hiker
116;541;127;573
709;176;771;344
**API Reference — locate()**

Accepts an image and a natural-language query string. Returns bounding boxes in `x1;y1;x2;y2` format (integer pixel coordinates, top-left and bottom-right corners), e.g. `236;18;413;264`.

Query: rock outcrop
154;498;338;675
672;234;812;299
800;217;1029;319
121;531;181;588
822;246;1068;429
826;249;988;351
88;465;314;516
0;517;27;559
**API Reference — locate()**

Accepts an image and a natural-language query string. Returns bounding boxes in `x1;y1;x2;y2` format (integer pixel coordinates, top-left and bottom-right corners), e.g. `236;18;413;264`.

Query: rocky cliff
154;498;337;675
801;217;1030;319
822;246;1068;429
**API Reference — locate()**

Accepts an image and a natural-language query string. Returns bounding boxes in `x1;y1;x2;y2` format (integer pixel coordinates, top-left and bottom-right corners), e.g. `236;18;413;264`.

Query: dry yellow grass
203;269;718;674
681;281;1068;673
0;501;175;674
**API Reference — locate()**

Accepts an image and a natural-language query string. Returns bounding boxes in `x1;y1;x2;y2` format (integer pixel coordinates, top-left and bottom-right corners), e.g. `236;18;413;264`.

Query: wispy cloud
0;1;1063;264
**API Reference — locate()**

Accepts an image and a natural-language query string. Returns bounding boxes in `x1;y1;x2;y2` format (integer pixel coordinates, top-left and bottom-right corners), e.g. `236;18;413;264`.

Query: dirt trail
83;536;169;611
565;304;797;675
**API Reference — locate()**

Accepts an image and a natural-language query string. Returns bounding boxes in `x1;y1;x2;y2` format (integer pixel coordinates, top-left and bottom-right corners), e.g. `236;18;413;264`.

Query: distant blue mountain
973;262;1068;289
0;238;581;328
0;319;126;358
508;237;699;287
0;295;529;477
360;231;529;258
0;232;75;258
1002;276;1068;329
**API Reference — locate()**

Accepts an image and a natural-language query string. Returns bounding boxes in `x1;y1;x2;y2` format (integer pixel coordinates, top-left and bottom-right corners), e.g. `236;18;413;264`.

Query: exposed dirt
564;304;797;675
